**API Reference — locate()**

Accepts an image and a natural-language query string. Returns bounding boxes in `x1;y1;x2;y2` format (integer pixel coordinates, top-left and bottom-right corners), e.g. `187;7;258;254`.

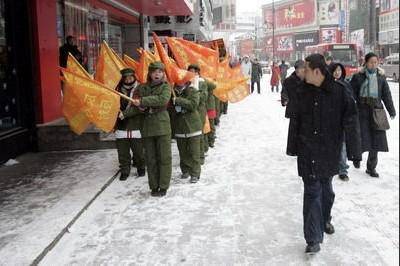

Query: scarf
360;68;379;105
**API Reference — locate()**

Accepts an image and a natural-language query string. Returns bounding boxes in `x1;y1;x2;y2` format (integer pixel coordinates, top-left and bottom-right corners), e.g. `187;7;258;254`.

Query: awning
126;0;193;16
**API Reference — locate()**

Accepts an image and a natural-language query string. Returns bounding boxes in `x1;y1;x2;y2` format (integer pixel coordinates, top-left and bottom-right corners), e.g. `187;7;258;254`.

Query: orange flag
175;38;219;77
62;54;91;134
226;79;250;103
166;37;217;80
152;33;195;85
62;69;120;132
95;41;124;90
135;50;156;84
123;54;139;72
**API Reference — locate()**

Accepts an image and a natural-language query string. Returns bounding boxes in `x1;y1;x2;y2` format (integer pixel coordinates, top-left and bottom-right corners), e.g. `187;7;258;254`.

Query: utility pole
272;0;275;61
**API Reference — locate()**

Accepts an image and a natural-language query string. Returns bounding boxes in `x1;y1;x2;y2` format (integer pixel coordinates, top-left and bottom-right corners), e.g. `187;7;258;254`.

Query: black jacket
59;44;83;67
281;72;303;118
287;74;362;179
350;68;396;152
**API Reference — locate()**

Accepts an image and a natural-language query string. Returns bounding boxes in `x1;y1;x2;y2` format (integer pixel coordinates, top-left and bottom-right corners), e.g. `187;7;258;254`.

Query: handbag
372;108;390;130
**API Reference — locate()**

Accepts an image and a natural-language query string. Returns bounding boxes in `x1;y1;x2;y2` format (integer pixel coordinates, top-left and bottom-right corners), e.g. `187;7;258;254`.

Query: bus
305;43;360;77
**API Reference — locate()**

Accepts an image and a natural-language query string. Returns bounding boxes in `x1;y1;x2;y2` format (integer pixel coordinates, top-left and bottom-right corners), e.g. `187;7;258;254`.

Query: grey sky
236;0;273;15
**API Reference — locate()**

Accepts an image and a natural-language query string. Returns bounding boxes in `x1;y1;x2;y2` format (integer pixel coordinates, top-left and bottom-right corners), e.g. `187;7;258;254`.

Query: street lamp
272;0;275;61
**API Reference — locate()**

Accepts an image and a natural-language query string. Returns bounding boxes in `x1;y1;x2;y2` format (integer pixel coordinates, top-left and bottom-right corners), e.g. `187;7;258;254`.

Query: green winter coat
137;81;172;137
198;80;208;125
116;86;143;131
174;86;202;134
206;80;216;110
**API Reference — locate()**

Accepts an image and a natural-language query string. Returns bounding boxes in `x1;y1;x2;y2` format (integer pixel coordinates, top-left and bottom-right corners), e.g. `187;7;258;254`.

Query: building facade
378;0;399;57
0;0;193;163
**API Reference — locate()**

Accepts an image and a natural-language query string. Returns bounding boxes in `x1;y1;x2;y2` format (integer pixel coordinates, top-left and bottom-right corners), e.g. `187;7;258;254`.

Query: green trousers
199;134;205;165
143;134;172;190
207;118;216;147
176;135;201;177
116;138;145;176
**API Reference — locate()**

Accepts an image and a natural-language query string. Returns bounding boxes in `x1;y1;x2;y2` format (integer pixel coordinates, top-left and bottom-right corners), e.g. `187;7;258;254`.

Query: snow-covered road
38;78;398;265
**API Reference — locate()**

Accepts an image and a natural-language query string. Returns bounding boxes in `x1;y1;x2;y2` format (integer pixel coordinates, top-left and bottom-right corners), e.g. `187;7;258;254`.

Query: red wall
31;0;62;124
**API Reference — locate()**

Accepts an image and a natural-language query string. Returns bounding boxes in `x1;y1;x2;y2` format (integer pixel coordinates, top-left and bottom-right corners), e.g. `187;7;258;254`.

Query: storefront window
0;0;19;132
58;0;108;73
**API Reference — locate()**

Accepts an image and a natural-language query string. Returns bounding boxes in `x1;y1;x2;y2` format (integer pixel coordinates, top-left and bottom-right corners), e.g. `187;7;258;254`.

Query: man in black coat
59;36;83;68
287;54;361;254
281;59;305;118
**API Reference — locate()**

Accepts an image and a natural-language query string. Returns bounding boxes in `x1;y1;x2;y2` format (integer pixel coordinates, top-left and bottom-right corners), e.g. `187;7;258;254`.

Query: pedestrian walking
350;52;396;178
270;62;281;92
115;68;146;181
329;62;354;181
251;58;263;94
281;59;305;119
205;80;217;148
172;76;202;183
279;60;289;87
188;64;208;166
240;55;252;86
131;62;172;197
59;35;83;68
287;54;361;254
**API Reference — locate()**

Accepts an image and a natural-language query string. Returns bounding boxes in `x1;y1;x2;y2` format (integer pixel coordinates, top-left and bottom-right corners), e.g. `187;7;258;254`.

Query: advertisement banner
263;0;316;30
319;0;340;25
320;28;339;43
276;35;294;51
294;31;319;50
351;29;364;50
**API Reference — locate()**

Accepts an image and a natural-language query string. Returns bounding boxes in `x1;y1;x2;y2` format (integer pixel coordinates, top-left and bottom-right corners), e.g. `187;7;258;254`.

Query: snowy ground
0;76;398;265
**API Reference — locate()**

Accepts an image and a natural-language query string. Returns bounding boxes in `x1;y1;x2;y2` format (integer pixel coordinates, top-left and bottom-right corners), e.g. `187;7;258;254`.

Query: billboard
350;29;364;51
318;0;340;26
320;28;340;43
276;35;294;51
294;31;319;50
263;0;316;30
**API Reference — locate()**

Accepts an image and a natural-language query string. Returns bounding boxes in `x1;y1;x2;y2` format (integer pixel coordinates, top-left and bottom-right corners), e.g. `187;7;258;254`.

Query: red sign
320;28;342;43
239;39;254;56
263;0;316;30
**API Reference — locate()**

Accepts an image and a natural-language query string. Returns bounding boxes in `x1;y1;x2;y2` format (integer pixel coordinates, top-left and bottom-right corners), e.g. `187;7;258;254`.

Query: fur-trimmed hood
358;66;385;76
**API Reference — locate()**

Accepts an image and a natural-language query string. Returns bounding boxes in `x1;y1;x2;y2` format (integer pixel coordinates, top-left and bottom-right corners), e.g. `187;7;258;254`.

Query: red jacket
270;66;281;86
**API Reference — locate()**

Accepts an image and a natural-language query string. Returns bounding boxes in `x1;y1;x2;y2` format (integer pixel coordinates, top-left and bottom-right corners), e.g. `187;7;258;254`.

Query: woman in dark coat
350;52;396;177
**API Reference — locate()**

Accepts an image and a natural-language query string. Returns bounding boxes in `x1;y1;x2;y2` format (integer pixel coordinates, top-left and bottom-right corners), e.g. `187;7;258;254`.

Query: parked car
381;53;399;82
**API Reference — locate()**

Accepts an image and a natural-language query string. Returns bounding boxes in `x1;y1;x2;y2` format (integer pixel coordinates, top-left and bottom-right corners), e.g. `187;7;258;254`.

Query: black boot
339;174;349;181
137;168;146;177
190;176;199;183
324;222;335;234
366;169;379;178
159;189;167;197
151;188;160;197
119;172;129;181
180;172;189;179
305;243;320;254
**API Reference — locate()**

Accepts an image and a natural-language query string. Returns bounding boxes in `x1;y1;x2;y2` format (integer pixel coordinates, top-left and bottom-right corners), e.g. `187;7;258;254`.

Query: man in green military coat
188;64;208;165
172;72;203;183
130;62;172;197
206;79;217;148
115;68;145;181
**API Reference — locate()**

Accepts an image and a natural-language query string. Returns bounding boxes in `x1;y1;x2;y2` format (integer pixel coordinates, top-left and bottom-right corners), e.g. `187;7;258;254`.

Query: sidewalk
0;150;119;265
0;77;398;265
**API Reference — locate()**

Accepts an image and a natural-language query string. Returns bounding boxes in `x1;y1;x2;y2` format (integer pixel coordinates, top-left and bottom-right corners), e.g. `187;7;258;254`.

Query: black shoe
339;174;349;181
305;243;321;254
159;189;167;197
353;161;360;169
180;173;189;179
324;222;335;234
366;169;379;178
190;176;199;183
119;173;129;181
137;168;146;177
151;188;160;197
209;143;214;148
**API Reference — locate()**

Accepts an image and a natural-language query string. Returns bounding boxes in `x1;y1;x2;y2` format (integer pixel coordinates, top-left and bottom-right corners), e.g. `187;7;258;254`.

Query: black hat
188;64;200;72
120;68;135;77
